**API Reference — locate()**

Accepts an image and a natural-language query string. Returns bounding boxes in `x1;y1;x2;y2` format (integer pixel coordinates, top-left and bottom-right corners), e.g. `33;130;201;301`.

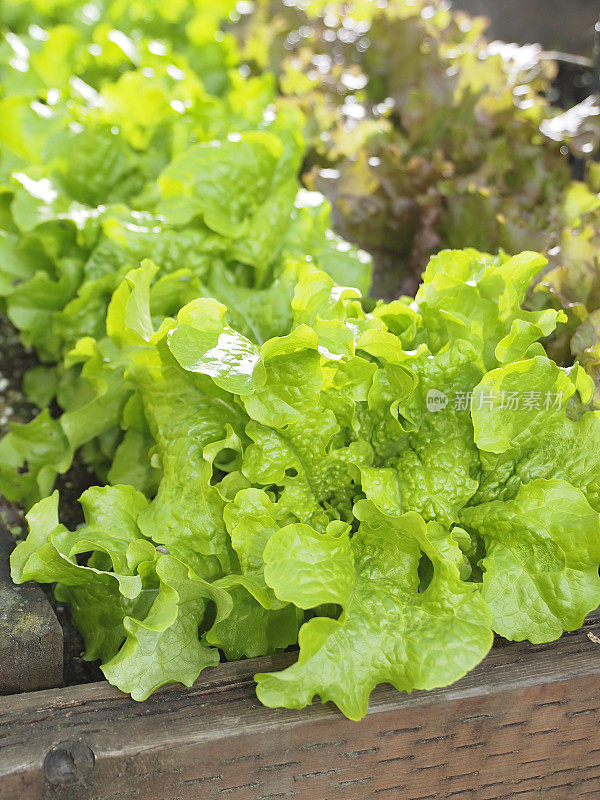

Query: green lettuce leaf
11;248;600;719
460;479;600;642
256;506;493;720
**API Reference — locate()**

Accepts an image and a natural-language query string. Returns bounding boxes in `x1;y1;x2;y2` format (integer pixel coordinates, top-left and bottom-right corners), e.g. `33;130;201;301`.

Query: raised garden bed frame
2;6;600;796
2;603;600;799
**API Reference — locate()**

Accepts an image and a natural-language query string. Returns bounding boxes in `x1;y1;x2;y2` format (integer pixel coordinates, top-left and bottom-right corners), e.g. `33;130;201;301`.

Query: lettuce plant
241;0;570;289
0;2;370;504
0;5;371;362
241;0;600;393
3;0;600;721
11;249;600;719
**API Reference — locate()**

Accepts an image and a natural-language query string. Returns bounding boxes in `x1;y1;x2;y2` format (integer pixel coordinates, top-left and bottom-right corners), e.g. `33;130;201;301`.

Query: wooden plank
0;520;63;695
453;0;598;56
1;623;600;800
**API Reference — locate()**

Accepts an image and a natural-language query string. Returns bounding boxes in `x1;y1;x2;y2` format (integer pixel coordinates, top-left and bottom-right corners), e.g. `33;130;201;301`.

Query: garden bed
3;502;600;799
2;3;600;798
1;616;600;800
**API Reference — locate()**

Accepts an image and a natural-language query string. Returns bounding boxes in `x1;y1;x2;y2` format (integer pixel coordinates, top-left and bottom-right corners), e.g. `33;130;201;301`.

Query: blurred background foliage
1;0;599;404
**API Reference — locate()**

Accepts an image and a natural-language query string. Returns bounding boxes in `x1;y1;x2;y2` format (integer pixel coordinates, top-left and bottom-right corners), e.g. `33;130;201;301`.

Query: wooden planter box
1;5;599;797
2;501;600;800
453;0;598;56
2;607;600;799
2;513;600;799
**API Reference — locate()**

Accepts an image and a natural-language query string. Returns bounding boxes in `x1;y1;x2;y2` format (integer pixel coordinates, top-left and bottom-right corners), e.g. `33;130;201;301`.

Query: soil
0;317;102;686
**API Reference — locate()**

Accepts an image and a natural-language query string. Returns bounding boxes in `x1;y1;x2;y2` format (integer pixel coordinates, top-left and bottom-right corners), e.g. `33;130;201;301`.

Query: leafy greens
240;0;600;399
11;250;600;719
3;0;600;722
0;0;371;505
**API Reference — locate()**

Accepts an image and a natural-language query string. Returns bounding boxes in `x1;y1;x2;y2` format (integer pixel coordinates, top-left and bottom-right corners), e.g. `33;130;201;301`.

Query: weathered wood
453;0;598;56
1;622;600;800
0;520;63;695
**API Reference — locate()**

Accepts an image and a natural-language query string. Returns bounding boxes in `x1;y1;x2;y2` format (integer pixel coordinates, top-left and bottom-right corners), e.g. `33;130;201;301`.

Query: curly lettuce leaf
460;479;600;642
255;506;493;720
102;555;232;700
11;483;234;699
